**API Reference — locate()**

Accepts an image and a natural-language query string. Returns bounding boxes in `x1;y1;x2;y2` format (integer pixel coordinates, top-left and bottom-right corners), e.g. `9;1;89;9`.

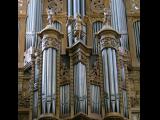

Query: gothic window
60;84;70;115
92;21;103;54
133;20;140;62
74;62;87;114
90;85;101;114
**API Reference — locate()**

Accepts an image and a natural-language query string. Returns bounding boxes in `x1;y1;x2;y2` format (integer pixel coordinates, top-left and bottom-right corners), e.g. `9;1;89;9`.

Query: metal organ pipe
133;21;140;62
73;0;77;18
46;48;51;113
41;47;56;114
52;49;56;113
25;0;42;50
92;22;103;54
74;62;87;114
112;49;119;112
91;85;100;113
102;49;110;112
42;50;47;114
111;0;128;50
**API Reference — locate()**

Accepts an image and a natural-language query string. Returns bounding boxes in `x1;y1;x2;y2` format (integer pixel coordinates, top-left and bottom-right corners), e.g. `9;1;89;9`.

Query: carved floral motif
42;37;59;50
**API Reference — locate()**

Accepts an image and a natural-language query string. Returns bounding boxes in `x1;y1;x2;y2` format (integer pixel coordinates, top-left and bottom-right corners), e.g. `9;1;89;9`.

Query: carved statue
67;14;85;42
90;58;99;80
103;7;111;24
60;62;68;81
74;14;85;40
47;8;53;25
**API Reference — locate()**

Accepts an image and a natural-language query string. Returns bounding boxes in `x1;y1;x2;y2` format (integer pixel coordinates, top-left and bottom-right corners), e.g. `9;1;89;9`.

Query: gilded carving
18;0;140;119
131;112;140;120
100;37;120;50
90;0;105;14
42;37;59;51
72;50;87;65
18;80;30;108
130;0;140;12
90;57;100;81
48;0;63;14
60;62;69;81
18;0;27;14
130;78;140;108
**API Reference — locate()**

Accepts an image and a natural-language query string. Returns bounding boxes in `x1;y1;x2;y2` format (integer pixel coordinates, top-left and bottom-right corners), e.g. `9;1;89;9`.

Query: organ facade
18;0;140;120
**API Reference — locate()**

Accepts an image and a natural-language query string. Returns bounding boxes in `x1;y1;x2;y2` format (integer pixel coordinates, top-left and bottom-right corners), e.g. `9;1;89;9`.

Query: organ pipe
74;62;87;114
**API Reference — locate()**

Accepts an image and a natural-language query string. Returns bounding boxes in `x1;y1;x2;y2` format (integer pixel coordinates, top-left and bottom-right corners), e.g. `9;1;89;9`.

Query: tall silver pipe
77;0;80;14
81;0;85;16
46;48;51;113
68;0;71;16
107;48;115;112
42;50;47;113
60;86;62;114
112;49;119;112
52;49;56;113
102;49;110;112
73;0;77;18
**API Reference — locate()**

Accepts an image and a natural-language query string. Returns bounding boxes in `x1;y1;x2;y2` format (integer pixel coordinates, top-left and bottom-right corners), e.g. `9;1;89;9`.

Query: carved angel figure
103;7;111;24
47;8;53;25
74;14;85;40
66;14;85;41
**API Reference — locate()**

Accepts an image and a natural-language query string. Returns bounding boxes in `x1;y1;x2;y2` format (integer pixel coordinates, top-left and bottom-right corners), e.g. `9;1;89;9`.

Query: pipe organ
18;0;140;120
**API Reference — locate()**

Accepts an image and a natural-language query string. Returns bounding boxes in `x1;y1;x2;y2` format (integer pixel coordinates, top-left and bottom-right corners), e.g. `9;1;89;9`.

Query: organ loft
18;0;140;120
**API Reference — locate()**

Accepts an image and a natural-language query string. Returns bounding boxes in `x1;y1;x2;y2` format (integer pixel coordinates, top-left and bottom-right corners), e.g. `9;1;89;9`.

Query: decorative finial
47;8;53;25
